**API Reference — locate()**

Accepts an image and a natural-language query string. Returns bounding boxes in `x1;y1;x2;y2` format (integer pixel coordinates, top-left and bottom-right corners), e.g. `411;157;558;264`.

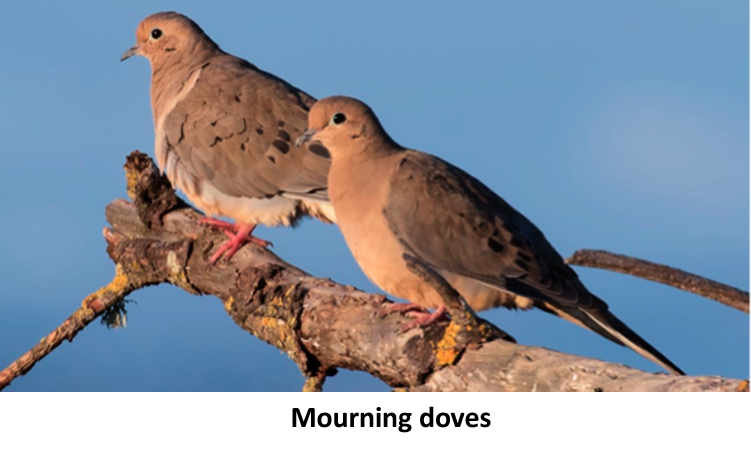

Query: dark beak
295;128;318;148
120;44;141;62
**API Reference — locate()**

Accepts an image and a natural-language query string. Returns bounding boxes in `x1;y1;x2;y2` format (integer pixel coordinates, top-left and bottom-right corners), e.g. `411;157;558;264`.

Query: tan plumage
298;96;684;375
122;12;335;259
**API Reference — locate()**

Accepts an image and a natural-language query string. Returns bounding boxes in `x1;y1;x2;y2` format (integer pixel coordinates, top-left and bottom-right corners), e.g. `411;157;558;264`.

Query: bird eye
331;112;346;125
151;28;163;39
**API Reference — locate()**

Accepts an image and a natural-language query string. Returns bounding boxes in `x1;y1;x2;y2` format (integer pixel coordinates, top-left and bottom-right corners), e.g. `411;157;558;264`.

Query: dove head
296;96;400;160
121;12;219;66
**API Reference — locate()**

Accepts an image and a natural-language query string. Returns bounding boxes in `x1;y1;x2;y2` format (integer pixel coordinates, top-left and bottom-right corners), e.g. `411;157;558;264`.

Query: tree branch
0;269;137;390
1;152;747;392
567;249;749;313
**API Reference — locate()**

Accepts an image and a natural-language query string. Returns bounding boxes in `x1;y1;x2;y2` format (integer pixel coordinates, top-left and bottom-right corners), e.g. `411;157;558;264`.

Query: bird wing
161;55;331;202
383;150;596;310
383;150;684;375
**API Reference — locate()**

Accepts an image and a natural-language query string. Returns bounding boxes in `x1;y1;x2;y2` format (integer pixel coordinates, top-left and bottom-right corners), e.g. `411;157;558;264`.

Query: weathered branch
0;268;140;390
567;249;749;313
1;152;747;392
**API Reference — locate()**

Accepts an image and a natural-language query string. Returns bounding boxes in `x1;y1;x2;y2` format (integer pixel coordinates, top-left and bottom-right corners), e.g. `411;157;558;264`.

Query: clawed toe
399;306;448;332
200;219;272;265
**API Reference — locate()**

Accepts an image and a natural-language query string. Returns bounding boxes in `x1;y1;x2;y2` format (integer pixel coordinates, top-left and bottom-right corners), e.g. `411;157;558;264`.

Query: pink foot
399;306;448;332
200;218;273;264
378;302;430;318
379;303;449;332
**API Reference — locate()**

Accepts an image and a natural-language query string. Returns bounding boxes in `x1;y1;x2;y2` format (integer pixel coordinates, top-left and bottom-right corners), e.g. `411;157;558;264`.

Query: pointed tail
536;302;684;375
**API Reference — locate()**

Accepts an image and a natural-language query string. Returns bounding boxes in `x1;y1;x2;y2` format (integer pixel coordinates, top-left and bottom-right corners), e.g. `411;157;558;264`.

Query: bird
121;12;335;263
296;95;684;375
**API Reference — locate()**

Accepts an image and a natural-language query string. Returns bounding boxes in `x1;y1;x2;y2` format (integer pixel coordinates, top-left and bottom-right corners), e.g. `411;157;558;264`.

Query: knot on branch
228;264;318;375
125;151;187;229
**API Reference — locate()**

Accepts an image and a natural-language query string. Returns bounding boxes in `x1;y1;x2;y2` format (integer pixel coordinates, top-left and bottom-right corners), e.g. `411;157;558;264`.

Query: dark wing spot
210;136;223;147
509;237;524;248
277;120;285;127
514;259;530;272
267;155;276;164
165;47;176;53
277;129;291;142
518;252;532;262
272;139;290;154
240;143;246;151
234;95;241;103
487;238;504;253
308;143;330;159
256;127;264;135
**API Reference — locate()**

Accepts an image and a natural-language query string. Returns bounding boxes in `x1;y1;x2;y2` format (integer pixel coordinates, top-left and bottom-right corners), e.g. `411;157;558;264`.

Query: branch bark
1;152;747;392
567;250;749;313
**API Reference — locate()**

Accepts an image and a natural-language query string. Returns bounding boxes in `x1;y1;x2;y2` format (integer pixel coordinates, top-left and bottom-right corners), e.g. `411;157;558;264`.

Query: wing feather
162;55;330;202
383;150;597;310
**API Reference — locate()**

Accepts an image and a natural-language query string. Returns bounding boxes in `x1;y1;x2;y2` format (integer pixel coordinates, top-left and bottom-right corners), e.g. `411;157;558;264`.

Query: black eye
151;28;163;39
332;112;346;125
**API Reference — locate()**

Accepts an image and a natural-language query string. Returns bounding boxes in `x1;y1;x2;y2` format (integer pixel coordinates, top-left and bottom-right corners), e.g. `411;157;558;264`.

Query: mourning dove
122;12;334;263
297;96;684;375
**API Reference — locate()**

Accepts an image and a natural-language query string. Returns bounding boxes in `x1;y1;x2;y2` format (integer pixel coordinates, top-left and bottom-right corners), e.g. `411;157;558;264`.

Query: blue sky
0;1;747;391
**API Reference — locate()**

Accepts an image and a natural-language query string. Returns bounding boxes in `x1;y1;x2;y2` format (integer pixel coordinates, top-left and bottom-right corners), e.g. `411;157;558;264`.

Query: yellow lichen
125;167;139;201
261;316;278;328
434;321;462;366
302;377;322;392
82;265;131;309
223;297;234;313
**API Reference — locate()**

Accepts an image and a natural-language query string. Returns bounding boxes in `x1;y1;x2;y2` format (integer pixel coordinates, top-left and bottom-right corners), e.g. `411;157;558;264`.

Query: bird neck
329;150;400;215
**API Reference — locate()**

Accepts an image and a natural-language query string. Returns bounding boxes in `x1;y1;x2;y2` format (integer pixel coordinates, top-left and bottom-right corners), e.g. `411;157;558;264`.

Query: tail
536;301;684;375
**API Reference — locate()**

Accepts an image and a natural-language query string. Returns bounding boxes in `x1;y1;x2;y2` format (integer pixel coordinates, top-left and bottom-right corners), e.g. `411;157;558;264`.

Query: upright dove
297;96;684;375
121;12;335;263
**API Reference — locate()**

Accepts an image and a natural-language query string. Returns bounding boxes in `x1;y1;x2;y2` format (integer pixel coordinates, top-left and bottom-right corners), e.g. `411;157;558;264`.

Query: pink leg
378;302;430;318
399;306;448;332
379;303;449;331
199;218;237;231
200;218;273;264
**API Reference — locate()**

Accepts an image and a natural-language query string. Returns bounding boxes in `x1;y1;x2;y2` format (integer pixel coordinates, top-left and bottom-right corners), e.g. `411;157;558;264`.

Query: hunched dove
122;12;335;263
297;96;684;375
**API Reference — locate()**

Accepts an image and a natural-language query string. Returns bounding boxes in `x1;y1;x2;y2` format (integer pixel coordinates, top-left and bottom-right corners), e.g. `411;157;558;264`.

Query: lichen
82;265;131;310
223;296;234;313
302;377;322;392
125;166;140;201
165;250;195;293
260;316;278;328
101;299;129;329
79;265;133;329
434;321;462;366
